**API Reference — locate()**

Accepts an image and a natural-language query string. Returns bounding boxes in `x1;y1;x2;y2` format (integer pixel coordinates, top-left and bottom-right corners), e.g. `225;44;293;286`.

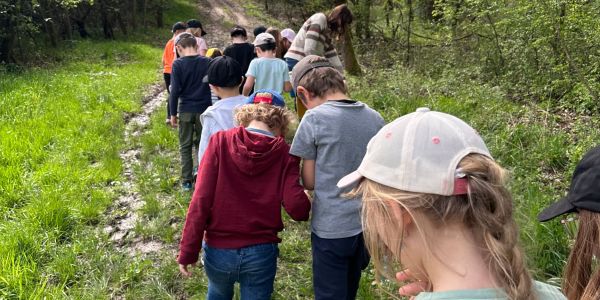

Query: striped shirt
284;13;343;72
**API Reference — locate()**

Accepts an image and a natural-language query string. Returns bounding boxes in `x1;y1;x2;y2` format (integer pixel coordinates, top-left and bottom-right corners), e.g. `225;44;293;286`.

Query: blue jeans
203;243;279;300
311;233;370;300
285;57;299;98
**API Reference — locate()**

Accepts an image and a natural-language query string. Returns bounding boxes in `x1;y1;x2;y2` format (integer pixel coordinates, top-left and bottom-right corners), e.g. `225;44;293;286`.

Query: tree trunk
363;0;372;38
131;0;137;31
405;0;413;66
44;19;59;47
142;0;147;29
155;0;164;28
63;14;73;40
100;0;115;39
0;32;16;63
385;0;394;27
343;29;362;75
117;11;128;35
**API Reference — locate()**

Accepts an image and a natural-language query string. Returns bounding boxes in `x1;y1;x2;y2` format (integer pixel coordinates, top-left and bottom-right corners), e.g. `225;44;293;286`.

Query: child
169;33;212;191
224;25;256;94
289;55;385;299
205;48;223;105
253;25;267;38
206;48;222;59
538;145;600;300
338;108;566;300
178;101;311;300
162;21;187;124
266;27;284;59
280;28;296;58
186;19;208;57
197;56;246;162
243;33;291;96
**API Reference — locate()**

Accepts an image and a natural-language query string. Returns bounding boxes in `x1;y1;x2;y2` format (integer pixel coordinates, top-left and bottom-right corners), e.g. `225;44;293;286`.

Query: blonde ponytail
353;154;535;300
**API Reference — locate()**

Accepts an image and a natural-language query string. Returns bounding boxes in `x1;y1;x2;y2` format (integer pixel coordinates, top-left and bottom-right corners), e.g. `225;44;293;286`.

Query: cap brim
537;196;577;222
337;171;363;189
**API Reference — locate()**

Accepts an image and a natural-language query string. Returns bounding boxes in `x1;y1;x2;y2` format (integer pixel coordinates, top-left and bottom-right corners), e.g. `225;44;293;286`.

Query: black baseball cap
538;145;600;222
187;19;207;36
172;21;188;33
203;56;243;88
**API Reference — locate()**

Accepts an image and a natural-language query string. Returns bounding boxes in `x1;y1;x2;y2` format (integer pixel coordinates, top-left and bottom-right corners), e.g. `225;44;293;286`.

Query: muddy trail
103;83;166;256
102;0;262;264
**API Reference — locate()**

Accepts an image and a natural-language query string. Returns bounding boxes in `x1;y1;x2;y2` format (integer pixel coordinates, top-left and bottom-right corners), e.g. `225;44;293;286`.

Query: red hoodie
178;126;311;265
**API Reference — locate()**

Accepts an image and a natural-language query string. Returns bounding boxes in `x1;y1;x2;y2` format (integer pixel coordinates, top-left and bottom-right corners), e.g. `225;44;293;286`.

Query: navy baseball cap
245;89;286;107
538;145;600;221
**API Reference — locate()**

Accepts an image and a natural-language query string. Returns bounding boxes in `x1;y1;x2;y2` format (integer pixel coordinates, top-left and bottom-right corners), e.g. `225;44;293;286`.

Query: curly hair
234;103;295;137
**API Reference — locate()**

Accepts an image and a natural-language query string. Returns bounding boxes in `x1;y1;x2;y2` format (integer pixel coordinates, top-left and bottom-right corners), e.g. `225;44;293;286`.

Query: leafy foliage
344;0;600;111
0;0;168;63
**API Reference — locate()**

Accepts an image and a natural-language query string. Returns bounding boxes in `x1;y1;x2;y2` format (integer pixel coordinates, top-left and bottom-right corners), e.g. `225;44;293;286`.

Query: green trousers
178;112;202;183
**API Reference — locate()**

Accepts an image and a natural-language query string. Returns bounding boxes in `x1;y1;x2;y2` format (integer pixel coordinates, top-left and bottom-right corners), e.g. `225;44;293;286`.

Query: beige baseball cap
337;108;492;196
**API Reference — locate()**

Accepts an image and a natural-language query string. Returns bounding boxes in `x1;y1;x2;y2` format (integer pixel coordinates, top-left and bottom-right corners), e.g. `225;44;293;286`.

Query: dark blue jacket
169;55;212;116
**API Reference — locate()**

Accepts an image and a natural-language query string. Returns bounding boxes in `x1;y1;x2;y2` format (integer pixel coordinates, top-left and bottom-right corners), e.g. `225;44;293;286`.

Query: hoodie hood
229;127;288;175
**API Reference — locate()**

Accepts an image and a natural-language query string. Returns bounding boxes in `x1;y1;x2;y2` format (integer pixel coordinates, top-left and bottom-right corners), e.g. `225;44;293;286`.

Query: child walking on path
243;33;291;96
289;55;385;300
339;108;565;300
178;101;311;300
197;56;246;162
538;145;600;300
162;21;187;124
223;26;255;94
169;33;212;191
186;19;208;57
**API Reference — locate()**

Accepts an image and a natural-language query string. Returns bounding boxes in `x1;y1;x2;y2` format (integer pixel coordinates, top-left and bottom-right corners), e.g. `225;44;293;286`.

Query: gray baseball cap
337;108;492;196
253;32;276;46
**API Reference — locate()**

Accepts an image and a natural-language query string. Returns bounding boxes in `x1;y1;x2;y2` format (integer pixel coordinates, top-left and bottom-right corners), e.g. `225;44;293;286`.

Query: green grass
348;66;600;280
2;0;596;297
0;0;203;298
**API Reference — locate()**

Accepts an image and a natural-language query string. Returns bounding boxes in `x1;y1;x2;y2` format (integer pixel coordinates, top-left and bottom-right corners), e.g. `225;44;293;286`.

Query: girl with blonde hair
185;19;208;56
338;108;566;300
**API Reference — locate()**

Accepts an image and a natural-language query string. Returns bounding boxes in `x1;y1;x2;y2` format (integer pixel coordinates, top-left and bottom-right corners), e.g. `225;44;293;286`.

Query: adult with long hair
284;4;353;118
266;27;284;59
538;145;600;300
338;108;566;300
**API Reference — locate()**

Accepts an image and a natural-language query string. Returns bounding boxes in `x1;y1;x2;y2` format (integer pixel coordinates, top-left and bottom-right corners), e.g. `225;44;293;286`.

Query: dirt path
199;0;261;49
102;0;263;260
103;84;167;255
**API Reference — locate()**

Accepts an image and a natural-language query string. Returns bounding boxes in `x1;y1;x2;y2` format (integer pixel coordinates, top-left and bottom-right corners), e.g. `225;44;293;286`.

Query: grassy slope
348;67;600;279
0;0;199;298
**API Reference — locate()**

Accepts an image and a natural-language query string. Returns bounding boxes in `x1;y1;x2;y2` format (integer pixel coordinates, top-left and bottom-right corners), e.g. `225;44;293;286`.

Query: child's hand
170;116;178;128
396;269;428;299
179;263;196;277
